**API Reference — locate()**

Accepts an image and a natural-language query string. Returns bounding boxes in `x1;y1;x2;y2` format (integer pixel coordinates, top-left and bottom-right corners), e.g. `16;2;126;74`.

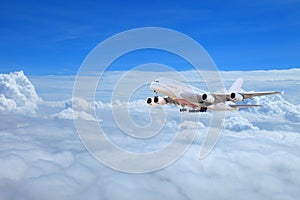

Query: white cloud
0;94;16;110
0;71;42;113
180;120;205;130
224;116;259;131
0;70;300;200
49;107;100;121
251;94;300;122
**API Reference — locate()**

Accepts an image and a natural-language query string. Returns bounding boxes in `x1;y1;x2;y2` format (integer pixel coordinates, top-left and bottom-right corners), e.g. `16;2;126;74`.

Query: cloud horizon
0;69;299;199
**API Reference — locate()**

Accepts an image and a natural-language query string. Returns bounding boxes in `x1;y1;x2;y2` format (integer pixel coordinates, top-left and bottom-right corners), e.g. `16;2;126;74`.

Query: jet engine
230;92;244;102
147;97;156;106
202;93;215;103
154;96;167;105
146;96;167;106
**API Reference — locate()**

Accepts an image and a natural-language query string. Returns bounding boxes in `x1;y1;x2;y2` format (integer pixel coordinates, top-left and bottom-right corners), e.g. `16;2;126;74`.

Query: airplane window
154;80;159;83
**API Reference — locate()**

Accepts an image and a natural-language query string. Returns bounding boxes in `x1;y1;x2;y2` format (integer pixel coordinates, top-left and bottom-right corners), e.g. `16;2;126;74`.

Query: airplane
146;78;281;112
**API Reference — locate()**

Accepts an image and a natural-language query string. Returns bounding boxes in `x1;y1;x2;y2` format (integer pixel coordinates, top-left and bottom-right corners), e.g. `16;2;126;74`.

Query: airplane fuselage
149;78;237;111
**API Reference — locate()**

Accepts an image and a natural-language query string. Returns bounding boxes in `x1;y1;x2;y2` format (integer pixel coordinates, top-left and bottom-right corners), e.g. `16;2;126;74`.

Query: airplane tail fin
228;78;244;92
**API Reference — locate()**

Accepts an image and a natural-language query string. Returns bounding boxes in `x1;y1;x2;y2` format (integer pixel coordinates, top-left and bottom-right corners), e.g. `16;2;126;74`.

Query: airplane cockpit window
154;80;159;83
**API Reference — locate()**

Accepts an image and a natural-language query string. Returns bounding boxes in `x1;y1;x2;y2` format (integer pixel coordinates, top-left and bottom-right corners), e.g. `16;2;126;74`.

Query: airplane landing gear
188;107;207;113
199;107;207;112
180;108;187;112
180;105;187;112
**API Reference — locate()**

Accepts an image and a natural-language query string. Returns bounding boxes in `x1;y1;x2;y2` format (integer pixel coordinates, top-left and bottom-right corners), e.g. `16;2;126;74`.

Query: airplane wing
212;91;281;101
166;91;281;107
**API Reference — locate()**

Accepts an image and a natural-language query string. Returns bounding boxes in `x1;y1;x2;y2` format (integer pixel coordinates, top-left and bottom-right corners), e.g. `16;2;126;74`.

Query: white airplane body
146;78;280;112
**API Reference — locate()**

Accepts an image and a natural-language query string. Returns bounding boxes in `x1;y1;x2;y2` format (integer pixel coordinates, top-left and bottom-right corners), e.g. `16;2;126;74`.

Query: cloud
50;107;100;121
0;71;103;120
0;71;42;113
46;98;103;121
180;120;205;130
224;116;259;131
0;70;300;200
251;94;300;122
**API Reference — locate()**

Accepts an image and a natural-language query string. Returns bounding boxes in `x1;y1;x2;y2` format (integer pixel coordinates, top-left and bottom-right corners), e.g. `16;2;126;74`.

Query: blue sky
0;0;300;75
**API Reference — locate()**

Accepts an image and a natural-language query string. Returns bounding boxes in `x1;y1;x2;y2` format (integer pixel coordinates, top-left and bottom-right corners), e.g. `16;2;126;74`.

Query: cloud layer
0;70;300;200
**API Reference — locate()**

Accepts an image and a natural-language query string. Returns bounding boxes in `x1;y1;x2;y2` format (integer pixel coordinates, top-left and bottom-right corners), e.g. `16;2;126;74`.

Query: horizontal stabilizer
229;104;262;109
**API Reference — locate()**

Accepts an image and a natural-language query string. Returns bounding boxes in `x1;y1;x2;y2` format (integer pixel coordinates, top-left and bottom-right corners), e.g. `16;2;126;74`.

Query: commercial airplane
146;78;281;112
